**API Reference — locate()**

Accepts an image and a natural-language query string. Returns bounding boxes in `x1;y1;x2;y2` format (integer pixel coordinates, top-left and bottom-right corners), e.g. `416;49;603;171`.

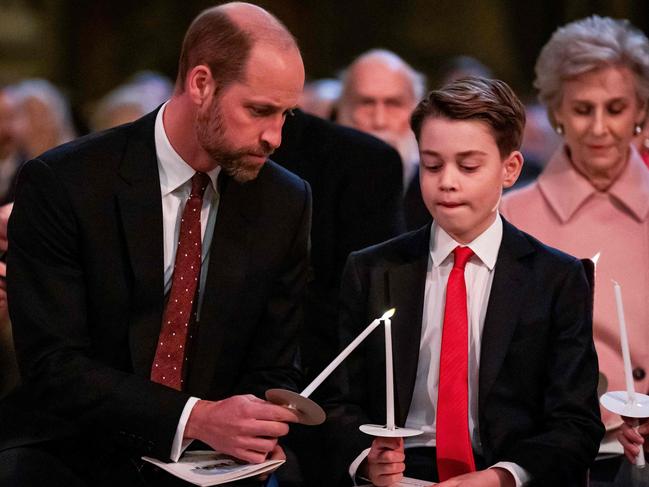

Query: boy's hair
410;76;525;157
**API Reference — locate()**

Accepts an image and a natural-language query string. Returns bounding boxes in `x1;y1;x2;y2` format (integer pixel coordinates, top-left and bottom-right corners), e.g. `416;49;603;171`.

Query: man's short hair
176;4;297;93
176;8;251;91
410;77;525;157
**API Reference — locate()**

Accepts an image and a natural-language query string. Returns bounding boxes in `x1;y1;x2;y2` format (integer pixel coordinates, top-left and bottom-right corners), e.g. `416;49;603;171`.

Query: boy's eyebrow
457;150;488;158
420;149;488;158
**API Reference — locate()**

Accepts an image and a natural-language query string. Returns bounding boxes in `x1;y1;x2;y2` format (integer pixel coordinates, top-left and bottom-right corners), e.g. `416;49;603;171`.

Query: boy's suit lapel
478;219;535;413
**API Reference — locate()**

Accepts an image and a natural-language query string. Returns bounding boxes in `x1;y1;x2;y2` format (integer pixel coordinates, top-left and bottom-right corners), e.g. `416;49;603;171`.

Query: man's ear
186;65;216;107
502;150;524;189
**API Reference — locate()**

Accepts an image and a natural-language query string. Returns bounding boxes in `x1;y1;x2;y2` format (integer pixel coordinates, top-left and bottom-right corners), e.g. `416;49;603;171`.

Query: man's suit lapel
388;226;430;425
187;173;259;397
115;112;166;377
478;219;535;413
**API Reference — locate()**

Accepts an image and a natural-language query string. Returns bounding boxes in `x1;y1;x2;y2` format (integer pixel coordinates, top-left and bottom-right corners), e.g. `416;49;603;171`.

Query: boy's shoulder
502;218;580;267
348;224;430;268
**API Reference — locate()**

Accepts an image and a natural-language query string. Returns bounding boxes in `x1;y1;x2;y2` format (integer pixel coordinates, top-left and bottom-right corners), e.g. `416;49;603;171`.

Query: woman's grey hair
534;15;649;125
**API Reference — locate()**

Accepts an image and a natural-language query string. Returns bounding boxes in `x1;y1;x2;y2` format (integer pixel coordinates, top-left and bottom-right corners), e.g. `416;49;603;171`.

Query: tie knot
452;246;474;270
190;172;210;199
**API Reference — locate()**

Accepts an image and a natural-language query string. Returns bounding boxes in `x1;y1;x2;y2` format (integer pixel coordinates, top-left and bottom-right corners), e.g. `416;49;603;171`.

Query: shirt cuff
170;396;201;462
490;461;531;487
349;447;371;485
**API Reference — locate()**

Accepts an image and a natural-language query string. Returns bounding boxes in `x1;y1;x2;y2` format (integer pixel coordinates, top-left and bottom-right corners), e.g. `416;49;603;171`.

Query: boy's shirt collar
430;214;502;270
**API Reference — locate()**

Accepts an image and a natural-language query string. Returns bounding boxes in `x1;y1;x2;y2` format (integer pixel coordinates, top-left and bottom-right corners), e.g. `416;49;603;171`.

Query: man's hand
257;444;286;481
360;437;405;487
618;417;649;464
0;203;13;253
185;394;298;464
437;468;515;487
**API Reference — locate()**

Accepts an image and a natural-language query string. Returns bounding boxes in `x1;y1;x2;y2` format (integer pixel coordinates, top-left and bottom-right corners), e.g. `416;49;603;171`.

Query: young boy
324;78;604;487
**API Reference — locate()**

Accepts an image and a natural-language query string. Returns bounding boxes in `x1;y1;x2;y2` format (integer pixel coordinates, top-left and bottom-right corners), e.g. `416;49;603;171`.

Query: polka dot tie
151;172;210;390
436;246;476;480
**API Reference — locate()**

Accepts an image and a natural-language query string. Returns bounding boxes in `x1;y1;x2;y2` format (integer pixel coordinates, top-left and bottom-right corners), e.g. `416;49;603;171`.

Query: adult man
337;49;429;230
0;3;310;485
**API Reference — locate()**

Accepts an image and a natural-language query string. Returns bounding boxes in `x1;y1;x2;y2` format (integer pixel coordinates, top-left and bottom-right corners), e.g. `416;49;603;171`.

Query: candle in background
384;317;395;430
612;280;645;468
613;280;636;403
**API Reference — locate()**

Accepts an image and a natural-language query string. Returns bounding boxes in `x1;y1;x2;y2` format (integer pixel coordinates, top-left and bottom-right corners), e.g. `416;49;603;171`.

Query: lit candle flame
381;308;396;320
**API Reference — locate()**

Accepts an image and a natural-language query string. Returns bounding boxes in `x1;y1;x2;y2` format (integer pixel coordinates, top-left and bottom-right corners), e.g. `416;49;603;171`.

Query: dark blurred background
1;0;648;132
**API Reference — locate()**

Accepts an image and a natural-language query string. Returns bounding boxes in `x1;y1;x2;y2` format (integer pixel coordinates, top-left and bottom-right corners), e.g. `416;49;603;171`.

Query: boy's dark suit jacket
324;219;604;486
0;110;311;463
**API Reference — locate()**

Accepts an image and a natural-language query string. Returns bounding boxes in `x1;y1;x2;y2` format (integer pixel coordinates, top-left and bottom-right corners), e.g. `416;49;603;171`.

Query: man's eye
249;106;269;116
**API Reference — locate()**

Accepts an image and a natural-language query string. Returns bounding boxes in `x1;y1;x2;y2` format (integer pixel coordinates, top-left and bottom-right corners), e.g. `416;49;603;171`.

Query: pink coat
501;146;649;429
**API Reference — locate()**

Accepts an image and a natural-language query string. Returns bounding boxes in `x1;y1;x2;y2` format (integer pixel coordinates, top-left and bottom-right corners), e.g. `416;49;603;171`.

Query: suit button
633;367;646;381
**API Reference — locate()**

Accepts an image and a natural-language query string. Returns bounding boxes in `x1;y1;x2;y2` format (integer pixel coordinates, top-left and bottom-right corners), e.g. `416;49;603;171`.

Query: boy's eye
424;164;442;172
460;165;479;172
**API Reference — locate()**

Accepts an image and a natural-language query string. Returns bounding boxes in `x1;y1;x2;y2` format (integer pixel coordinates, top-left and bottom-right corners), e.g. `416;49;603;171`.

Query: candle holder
266;308;409;429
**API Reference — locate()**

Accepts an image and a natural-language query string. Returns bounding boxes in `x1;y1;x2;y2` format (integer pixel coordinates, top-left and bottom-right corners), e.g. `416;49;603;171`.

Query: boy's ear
186;65;217;107
502;151;524;189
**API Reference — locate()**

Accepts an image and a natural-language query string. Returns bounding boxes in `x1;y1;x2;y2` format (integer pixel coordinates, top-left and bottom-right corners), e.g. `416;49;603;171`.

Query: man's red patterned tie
151;172;210;390
437;246;476;480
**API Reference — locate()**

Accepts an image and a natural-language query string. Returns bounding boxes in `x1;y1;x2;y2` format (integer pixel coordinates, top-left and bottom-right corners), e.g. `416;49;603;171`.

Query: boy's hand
360;436;405;487
618;417;649;463
437;468;515;487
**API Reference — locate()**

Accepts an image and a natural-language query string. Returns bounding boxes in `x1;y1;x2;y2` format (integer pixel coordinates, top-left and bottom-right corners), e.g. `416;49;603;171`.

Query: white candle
384;317;395;430
612;281;646;468
301;308;396;398
613;280;636;404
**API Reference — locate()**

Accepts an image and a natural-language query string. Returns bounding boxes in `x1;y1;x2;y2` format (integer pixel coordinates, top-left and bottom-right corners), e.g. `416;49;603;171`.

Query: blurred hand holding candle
599;280;649;468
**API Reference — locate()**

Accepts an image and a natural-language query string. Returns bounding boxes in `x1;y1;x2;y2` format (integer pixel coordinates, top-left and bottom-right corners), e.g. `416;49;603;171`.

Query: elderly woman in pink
501;16;649;486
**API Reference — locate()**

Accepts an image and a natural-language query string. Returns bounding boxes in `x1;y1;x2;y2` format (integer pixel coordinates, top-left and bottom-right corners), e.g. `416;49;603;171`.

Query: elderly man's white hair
339;49;426;102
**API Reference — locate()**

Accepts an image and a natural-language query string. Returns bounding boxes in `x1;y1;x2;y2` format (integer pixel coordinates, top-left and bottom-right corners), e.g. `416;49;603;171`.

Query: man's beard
196;99;273;183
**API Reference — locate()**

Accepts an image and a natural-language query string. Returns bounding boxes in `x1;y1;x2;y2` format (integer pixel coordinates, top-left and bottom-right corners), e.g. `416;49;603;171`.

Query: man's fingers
247;401;300;423
232;448;268;465
237;435;277;455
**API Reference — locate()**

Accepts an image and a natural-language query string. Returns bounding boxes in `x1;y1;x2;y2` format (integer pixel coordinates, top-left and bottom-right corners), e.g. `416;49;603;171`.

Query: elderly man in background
337;49;429;230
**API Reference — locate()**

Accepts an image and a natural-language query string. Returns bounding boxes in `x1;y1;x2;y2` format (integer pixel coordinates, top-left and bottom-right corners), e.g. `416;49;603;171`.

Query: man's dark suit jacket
272;109;404;379
324;219;604;486
0;110;311;463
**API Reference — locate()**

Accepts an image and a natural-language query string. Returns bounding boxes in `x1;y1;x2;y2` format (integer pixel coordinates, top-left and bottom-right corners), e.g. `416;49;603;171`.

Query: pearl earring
555;124;564;135
634;124;643;135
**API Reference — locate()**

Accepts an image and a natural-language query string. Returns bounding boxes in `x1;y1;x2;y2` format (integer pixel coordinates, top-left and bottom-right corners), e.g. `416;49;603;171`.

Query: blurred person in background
0;87;23;205
338;49;429;230
11;78;76;159
501;15;649;486
298;78;341;121
437;54;493;86
633;111;649;167
516;101;561;188
91;71;174;131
